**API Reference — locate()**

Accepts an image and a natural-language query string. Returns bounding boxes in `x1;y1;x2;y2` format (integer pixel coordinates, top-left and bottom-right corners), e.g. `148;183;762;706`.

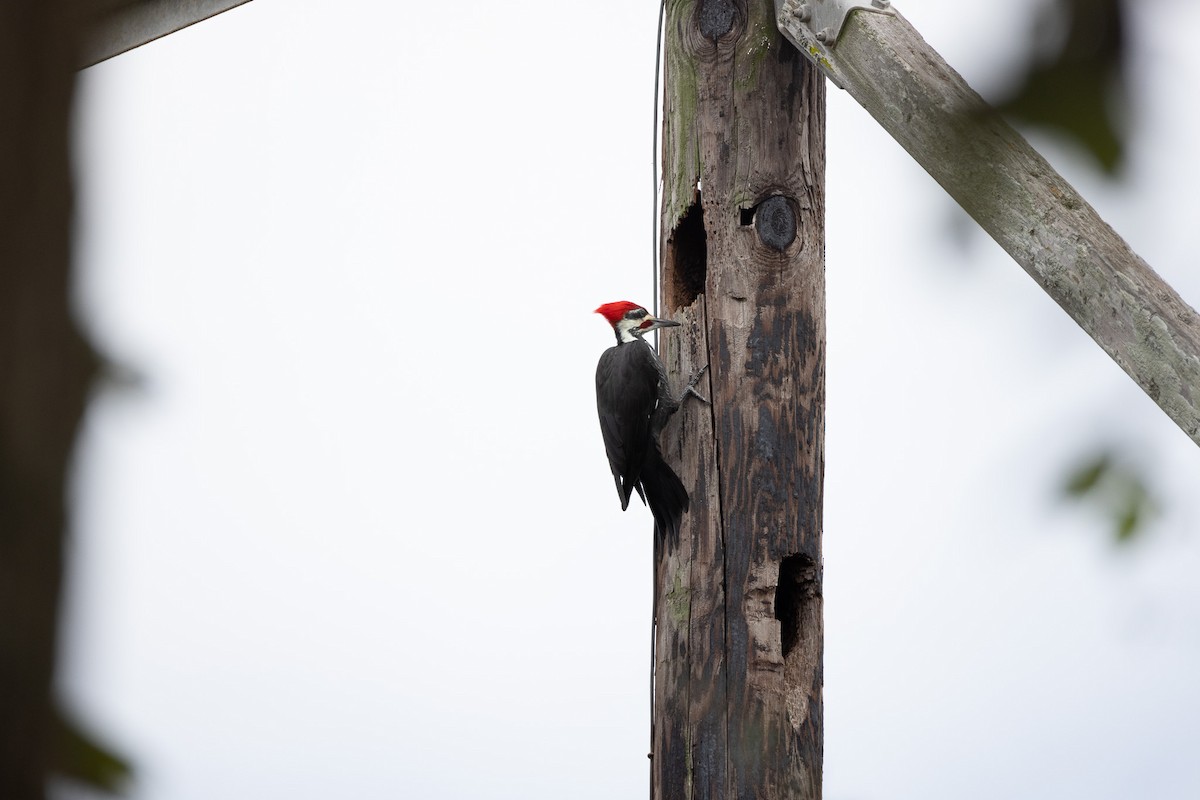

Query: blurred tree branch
0;1;106;797
994;0;1127;173
996;0;1164;542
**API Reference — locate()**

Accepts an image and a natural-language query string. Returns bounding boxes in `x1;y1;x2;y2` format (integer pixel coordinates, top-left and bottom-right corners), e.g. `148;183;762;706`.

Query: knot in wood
698;0;736;40
754;195;797;252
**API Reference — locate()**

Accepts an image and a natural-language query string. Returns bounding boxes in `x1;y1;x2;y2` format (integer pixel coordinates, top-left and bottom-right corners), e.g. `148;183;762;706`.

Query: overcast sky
64;1;1200;798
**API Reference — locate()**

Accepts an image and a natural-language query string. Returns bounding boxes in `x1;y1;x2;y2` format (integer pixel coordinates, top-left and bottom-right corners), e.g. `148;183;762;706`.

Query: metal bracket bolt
780;0;896;49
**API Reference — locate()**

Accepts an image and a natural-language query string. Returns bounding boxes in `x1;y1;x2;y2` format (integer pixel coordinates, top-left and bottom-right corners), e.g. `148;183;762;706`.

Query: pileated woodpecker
594;301;705;546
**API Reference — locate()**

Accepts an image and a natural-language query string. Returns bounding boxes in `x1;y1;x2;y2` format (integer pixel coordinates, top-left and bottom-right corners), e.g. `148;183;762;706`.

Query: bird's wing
596;342;660;509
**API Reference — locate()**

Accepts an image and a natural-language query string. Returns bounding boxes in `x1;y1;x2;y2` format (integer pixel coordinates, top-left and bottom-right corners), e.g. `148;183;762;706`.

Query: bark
653;0;826;797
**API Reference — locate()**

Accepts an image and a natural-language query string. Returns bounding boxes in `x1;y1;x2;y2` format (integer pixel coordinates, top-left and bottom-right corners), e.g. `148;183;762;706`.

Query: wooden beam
654;0;826;797
82;0;252;67
777;1;1200;446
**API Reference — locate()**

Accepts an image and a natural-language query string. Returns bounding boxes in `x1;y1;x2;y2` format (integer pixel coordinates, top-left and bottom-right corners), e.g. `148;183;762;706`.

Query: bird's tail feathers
640;449;689;551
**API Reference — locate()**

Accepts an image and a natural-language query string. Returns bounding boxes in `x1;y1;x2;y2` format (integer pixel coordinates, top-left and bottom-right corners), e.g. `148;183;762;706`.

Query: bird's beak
643;316;682;332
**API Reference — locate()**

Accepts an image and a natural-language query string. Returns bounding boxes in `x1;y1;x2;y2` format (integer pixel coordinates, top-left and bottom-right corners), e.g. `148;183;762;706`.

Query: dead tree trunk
653;0;826;797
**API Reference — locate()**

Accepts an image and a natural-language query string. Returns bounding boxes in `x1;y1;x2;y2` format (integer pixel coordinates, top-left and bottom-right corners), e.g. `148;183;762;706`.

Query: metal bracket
777;0;894;49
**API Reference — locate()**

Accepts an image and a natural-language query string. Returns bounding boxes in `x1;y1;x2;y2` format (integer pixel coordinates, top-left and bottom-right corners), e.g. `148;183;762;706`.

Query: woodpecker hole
738;206;755;226
775;553;817;659
665;191;707;309
776;552;822;733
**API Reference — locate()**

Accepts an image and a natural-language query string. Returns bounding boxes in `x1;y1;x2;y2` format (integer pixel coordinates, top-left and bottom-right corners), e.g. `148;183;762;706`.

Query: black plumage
595;337;689;547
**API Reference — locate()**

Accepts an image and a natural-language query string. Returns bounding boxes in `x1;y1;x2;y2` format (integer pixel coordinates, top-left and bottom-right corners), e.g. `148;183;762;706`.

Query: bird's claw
685;364;710;405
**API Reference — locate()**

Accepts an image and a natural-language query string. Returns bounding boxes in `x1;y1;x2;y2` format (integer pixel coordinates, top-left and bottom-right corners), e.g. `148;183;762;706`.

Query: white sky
63;1;1200;798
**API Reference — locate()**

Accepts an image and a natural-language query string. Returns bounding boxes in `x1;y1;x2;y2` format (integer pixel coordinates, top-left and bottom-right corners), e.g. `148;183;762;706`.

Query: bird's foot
684;364;710;405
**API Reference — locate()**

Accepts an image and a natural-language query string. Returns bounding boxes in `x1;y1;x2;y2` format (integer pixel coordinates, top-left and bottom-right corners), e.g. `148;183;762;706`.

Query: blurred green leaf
1060;448;1157;544
1115;504;1139;542
53;706;132;794
994;0;1127;173
1114;482;1151;543
1064;453;1111;496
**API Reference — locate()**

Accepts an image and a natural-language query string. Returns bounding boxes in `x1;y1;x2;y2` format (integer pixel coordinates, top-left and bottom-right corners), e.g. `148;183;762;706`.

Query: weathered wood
1;2;99;797
777;2;1200;446
81;0;253;67
654;0;826;797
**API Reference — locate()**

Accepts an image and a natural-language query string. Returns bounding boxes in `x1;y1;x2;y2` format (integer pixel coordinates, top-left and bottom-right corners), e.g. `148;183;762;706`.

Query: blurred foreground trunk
0;2;97;797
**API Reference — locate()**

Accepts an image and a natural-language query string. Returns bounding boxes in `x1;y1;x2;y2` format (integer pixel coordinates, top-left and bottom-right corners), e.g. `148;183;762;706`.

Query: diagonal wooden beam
82;0;252;68
778;1;1200;446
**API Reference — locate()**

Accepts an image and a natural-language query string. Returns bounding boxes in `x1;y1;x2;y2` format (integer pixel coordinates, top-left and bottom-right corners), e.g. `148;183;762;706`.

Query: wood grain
654;0;826;796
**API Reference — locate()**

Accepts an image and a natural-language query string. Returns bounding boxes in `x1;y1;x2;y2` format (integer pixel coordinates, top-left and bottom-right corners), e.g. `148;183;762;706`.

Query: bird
594;301;706;547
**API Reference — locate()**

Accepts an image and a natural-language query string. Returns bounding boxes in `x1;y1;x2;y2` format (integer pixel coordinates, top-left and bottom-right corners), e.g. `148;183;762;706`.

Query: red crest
594;301;645;325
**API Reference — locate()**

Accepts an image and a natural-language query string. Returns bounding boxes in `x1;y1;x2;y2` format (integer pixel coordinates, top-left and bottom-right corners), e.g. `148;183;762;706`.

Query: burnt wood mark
654;0;826;798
